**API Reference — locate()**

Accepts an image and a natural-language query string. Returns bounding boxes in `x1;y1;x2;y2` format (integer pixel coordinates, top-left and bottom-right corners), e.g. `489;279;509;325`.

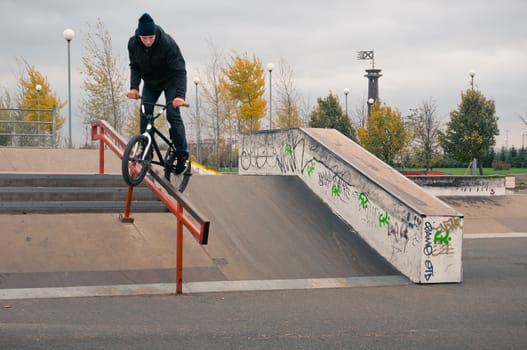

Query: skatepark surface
1;148;526;295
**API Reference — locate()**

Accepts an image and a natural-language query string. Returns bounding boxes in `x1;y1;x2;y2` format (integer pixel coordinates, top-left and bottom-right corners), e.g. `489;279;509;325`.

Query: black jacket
128;25;187;98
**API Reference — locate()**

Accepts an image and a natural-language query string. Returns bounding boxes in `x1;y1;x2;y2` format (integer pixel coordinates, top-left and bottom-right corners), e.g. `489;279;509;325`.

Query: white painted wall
239;129;463;284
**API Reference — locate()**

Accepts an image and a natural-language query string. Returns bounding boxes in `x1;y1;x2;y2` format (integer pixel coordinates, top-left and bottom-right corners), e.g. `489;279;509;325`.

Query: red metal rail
91;120;210;294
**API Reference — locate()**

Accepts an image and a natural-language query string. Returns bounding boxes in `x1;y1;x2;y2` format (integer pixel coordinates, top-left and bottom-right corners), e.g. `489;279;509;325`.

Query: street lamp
193;77;201;163
367;97;374;116
266;62;274;129
343;88;350;117
36;84;42;146
469;69;476;90
468;69;477;174
63;28;74;148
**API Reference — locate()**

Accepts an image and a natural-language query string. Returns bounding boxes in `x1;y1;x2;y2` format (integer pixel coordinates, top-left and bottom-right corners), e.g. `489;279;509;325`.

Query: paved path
440;193;527;234
1;236;525;350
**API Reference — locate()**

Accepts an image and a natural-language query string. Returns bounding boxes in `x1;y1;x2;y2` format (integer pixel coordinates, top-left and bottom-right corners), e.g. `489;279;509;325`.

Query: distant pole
52;106;57;148
193;77;200;163
343;88;350;117
36;84;42;146
469;69;477;174
469;69;476;90
63;28;75;148
266;63;274;129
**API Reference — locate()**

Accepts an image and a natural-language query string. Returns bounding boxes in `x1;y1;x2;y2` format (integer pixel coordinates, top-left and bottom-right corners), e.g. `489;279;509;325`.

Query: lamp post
63;28;74;148
367;97;374;116
36;84;42;144
469;69;476;90
343;88;350;117
193;77;201;163
468;69;477;174
266;62;274;129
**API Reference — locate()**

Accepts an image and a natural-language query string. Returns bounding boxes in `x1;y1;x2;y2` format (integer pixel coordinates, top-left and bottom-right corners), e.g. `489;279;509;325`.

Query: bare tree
406;98;444;170
197;39;240;168
298;95;314;128
353;95;369;129
198;40;225;167
80;18;129;133
274;58;301;129
0;86;15;146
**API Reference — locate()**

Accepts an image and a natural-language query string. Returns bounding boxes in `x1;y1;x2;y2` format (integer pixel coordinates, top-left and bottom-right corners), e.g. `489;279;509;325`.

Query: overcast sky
2;0;527;149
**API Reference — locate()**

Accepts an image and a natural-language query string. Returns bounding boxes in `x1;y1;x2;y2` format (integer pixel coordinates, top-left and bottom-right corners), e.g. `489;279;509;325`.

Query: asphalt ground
0;236;525;349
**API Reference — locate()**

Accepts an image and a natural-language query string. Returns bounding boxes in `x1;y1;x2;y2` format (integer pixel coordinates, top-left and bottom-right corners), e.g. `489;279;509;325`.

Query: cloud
1;0;527;147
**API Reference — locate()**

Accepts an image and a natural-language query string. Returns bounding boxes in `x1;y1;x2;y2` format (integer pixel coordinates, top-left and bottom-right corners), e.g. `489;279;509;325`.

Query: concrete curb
0;275;409;300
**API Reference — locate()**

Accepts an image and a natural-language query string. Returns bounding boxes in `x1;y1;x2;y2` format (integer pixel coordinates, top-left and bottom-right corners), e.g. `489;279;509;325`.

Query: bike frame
122;99;191;191
140;104;176;168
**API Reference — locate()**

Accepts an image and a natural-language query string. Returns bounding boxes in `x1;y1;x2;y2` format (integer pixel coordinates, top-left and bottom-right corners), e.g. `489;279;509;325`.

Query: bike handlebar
129;95;189;108
142;101;190;109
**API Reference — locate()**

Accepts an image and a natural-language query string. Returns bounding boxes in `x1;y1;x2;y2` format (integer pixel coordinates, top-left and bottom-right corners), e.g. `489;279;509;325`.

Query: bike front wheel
122;134;151;186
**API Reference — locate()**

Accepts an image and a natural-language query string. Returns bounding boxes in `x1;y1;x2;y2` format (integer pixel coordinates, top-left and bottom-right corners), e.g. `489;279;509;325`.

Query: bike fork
140;133;152;161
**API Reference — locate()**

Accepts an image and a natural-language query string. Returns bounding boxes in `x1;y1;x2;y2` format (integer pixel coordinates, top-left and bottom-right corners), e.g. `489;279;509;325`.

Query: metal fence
0;107;57;148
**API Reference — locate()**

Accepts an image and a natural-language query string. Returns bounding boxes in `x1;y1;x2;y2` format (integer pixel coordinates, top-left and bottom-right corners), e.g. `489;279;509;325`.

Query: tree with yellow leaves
357;100;408;164
220;52;266;133
17;61;66;146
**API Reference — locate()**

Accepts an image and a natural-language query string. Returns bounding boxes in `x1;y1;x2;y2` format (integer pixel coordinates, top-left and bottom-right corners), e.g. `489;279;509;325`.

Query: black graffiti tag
423;221;434;281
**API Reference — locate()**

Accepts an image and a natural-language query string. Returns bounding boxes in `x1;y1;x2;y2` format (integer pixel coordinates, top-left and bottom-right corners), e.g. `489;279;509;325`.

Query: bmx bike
121;101;191;192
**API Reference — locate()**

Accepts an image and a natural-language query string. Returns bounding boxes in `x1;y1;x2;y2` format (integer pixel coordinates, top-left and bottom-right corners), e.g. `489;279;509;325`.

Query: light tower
358;50;382;115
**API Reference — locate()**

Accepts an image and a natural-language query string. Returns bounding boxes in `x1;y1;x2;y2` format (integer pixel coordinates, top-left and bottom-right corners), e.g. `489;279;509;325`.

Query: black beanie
137;13;156;36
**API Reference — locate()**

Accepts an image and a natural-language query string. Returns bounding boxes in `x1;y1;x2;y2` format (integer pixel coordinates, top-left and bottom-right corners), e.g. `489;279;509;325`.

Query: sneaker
174;152;188;175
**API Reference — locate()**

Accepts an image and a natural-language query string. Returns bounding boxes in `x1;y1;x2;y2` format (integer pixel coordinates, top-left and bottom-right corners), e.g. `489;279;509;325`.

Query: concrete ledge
408;175;506;196
239;128;463;284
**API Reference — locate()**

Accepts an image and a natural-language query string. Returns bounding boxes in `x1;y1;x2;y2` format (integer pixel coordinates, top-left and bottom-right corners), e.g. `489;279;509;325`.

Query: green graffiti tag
358;192;368;209
284;144;293;155
434;230;452;245
332;184;342;197
307;160;315;176
379;211;390;226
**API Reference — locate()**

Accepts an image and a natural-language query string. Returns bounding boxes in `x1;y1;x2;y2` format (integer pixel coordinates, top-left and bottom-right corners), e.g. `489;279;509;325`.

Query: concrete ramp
185;175;398;281
239;128;464;283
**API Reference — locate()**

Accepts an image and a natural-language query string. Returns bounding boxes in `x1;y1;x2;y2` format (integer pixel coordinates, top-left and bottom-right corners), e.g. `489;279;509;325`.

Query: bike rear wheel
164;151;191;193
122;134;151;186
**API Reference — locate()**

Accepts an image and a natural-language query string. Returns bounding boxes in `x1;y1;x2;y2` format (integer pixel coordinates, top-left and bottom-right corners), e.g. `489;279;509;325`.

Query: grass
218;167;527;176
409;168;527;176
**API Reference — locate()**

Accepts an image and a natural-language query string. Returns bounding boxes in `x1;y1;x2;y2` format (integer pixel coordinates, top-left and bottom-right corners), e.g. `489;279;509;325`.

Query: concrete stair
0;173;167;214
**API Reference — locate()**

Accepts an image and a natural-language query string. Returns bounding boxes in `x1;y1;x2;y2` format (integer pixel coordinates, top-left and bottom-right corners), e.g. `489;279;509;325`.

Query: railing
0;107;57;148
91;120;210;294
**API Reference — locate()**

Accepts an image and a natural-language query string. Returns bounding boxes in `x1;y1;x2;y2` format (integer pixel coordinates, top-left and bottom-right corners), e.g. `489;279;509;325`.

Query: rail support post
119;185;135;223
176;202;184;294
98;133;105;175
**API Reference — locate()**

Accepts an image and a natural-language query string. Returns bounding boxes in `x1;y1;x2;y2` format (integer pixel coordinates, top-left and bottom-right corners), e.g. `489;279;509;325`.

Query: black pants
140;84;187;154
